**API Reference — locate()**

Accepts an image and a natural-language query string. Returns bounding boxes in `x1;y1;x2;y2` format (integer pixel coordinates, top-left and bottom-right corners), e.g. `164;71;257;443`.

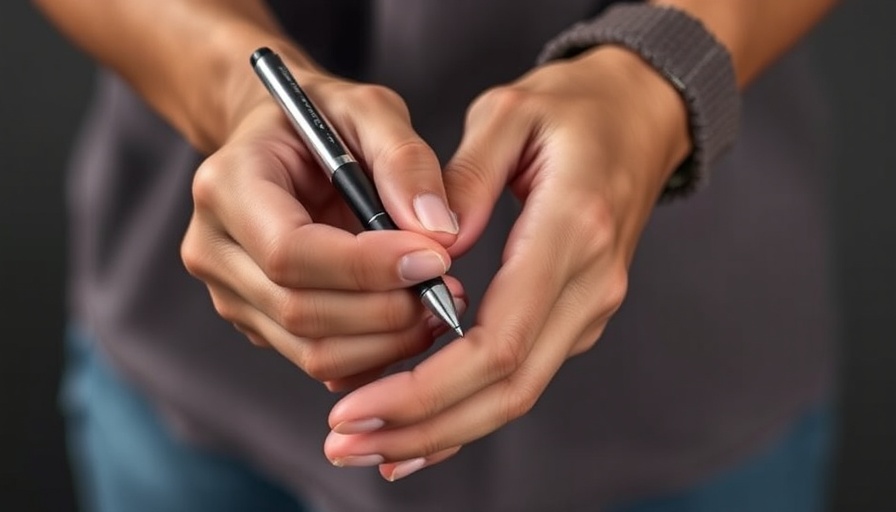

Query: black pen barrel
332;162;447;299
331;162;395;230
251;46;462;336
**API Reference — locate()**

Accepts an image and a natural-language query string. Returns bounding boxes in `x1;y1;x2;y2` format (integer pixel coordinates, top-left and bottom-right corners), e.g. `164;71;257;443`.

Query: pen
250;47;463;337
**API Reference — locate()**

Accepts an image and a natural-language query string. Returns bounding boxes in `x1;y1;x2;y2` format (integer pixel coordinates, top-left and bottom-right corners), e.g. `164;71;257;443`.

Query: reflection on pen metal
251;47;463;337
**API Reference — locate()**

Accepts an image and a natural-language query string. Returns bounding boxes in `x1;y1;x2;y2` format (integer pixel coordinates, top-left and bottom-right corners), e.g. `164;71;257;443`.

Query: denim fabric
60;325;311;512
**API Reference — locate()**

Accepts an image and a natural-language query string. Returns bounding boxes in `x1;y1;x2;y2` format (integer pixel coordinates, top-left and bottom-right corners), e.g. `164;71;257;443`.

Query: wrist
218;41;306;145
537;3;741;200
576;47;691;186
189;21;325;153
182;11;332;153
563;48;691;256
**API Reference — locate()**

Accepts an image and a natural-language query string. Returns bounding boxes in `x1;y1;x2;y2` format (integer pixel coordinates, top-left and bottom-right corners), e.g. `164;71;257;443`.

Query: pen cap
250;47;274;68
251;47;356;174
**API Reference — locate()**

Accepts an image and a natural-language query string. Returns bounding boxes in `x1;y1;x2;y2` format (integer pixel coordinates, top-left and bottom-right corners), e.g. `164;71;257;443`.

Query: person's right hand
180;61;464;391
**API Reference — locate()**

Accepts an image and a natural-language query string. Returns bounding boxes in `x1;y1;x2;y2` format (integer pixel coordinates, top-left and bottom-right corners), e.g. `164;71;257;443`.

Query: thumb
332;85;459;247
443;89;534;255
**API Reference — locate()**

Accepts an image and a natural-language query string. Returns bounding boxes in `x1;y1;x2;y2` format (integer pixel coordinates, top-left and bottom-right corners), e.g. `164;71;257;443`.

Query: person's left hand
322;47;692;480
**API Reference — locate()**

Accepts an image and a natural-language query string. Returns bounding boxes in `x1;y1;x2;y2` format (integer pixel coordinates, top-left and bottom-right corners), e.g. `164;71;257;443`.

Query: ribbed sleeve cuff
537;3;741;200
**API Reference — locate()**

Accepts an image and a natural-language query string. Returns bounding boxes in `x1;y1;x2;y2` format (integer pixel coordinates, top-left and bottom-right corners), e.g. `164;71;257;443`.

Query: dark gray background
1;2;893;511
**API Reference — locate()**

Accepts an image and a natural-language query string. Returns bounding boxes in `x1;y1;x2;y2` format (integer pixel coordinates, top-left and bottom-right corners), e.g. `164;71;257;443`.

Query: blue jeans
61;326;312;512
61;326;833;512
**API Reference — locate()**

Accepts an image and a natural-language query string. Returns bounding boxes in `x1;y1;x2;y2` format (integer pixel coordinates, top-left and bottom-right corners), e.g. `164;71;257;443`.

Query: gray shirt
66;1;837;510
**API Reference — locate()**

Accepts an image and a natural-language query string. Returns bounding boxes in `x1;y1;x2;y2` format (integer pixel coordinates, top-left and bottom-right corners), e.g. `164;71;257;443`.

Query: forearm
31;0;313;153
652;0;838;87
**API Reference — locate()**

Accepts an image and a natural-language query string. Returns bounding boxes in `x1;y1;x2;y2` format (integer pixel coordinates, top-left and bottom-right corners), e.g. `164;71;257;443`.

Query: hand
322;47;690;479
181;62;464;392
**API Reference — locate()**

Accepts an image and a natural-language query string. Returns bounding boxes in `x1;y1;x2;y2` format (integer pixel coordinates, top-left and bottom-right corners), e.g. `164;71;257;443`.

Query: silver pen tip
419;283;463;337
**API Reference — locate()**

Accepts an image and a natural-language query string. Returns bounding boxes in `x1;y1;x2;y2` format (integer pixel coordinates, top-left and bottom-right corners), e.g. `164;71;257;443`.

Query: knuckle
445;153;492;198
470;85;531;121
348;236;397;291
279;293;325;338
208;290;239;323
179;230;205;277
501;381;540;423
414;425;447;457
258;240;295;286
232;323;271;349
190;156;224;211
571;323;607;356
488;326;530;379
351;84;407;114
301;345;341;381
244;332;271;348
347;239;376;289
575;200;617;255
379;293;416;331
376;139;438;176
601;267;629;314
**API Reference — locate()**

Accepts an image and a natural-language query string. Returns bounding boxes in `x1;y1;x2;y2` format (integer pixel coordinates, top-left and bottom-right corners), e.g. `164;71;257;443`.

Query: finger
330;224;559;427
328;212;629;453
325;85;459;244
230;322;270;348
324;271;615;464
327;203;580;429
324;366;389;394
323;293;467;393
378;446;462;482
323;252;626;462
443;87;537;254
208;284;445;382
323;293;585;463
186;223;460;337
190;150;453;292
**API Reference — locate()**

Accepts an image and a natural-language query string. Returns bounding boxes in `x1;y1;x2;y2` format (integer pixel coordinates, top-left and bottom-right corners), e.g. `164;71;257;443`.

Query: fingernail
333;418;385;435
399;250;448;282
414;194;459;234
388;457;428;481
426;297;467;334
331;454;385;468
